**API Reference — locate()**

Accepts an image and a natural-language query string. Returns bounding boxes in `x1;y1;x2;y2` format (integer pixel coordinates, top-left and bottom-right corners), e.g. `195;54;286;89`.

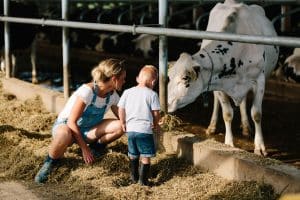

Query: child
118;65;161;186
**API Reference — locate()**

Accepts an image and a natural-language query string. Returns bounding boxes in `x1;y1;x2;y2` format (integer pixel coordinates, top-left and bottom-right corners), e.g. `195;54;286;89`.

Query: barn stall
0;0;300;199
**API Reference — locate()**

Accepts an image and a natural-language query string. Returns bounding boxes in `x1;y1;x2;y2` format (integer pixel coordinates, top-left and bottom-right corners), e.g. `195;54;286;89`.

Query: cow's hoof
225;141;234;147
206;126;216;135
254;149;268;157
241;126;250;137
32;78;38;84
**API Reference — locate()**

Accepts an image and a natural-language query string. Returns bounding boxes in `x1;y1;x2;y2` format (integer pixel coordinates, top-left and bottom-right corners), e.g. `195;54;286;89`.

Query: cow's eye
182;76;189;81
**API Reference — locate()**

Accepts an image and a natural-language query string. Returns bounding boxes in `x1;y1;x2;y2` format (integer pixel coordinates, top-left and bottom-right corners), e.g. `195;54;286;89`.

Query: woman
35;58;126;183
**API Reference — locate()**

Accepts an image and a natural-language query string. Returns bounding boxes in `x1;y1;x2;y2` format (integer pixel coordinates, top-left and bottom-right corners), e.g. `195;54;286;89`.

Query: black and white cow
274;48;300;83
132;34;200;60
167;0;279;156
0;1;39;83
283;48;300;83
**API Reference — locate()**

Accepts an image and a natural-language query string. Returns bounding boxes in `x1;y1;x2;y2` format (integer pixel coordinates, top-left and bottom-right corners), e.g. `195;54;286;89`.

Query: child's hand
153;124;161;134
121;123;126;132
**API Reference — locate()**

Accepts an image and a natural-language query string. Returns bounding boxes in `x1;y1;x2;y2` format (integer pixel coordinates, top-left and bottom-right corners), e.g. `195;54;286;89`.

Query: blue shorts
52;118;89;142
127;132;156;158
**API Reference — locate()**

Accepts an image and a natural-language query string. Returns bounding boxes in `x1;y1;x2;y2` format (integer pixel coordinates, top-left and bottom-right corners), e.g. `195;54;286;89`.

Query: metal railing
1;16;299;47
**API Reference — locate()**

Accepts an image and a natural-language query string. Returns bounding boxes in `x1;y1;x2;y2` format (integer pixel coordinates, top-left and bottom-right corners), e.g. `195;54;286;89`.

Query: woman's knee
53;127;73;146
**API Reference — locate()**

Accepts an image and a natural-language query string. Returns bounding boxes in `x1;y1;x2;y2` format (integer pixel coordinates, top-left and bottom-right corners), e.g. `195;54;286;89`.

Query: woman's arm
67;97;94;164
111;105;120;119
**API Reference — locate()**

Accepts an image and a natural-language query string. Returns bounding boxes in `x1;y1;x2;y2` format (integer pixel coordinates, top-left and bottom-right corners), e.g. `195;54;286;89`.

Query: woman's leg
49;124;74;159
35;125;73;183
86;119;124;144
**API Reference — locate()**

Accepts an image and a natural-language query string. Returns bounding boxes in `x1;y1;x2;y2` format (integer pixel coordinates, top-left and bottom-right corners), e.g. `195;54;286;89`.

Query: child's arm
152;110;161;133
118;107;126;132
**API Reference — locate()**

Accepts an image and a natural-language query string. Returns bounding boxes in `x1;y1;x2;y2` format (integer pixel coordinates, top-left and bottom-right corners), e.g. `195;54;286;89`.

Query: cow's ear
192;66;201;78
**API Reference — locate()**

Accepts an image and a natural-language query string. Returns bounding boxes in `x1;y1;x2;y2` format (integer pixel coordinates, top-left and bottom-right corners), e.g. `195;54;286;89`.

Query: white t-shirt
58;84;120;120
118;86;160;134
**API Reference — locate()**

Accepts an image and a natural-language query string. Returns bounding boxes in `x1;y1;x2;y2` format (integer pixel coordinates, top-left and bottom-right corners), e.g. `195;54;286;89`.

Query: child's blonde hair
91;58;125;83
137;65;158;86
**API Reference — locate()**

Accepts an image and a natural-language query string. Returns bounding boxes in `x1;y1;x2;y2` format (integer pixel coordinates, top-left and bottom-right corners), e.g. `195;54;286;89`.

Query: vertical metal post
4;0;10;78
281;5;291;33
159;0;168;113
62;0;70;99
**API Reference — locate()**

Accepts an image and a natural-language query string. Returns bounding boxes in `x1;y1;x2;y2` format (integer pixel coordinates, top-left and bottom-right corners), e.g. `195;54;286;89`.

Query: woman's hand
82;146;95;165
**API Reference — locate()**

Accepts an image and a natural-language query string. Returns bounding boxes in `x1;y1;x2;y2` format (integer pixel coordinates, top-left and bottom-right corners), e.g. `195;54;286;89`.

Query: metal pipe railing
1;16;299;48
62;0;70;99
159;0;168;113
4;0;10;79
31;0;300;4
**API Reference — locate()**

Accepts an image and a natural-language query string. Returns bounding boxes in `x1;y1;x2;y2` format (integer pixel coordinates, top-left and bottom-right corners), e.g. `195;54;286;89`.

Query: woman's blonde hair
91;58;125;83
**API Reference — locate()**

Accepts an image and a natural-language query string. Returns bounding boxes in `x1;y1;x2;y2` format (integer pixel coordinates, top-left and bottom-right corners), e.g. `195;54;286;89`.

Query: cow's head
168;53;202;112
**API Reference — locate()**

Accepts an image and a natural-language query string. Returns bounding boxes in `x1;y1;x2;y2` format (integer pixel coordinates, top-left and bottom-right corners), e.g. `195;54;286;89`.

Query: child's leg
139;157;151;186
127;132;140;183
135;133;156;186
129;156;139;183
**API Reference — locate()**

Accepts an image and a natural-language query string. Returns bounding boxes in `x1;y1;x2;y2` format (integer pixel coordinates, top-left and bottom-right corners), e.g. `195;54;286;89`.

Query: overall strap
91;81;98;104
92;81;111;105
105;92;111;104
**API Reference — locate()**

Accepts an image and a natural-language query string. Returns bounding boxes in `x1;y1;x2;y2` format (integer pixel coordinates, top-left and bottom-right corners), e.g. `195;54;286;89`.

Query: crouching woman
35;58;126;183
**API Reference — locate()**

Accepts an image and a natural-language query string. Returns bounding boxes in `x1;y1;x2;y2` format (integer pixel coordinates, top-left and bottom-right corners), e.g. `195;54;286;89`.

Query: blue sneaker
89;142;106;158
34;161;53;183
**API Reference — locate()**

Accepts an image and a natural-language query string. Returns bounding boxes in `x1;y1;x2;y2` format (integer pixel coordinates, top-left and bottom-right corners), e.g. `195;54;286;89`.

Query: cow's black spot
249;60;252;63
218;58;237;78
215;45;229;55
238;60;243;67
193;66;201;78
199;54;205;58
212;51;215;53
228;41;233;45
274;45;279;53
263;51;265;61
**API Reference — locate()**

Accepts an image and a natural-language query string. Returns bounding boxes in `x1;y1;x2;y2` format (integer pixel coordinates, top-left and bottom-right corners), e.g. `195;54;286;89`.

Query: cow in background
132;34;200;60
0;1;39;83
167;0;279;156
273;48;300;83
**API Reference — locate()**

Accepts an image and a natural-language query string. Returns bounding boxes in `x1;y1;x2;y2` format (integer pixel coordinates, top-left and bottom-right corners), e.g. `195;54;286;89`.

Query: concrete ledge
163;131;300;194
1;77;65;114
266;79;300;101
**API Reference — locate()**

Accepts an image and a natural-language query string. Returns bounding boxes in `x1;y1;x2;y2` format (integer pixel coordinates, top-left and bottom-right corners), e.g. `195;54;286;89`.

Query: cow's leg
31;38;38;84
206;91;219;135
217;91;234;147
239;97;251;137
11;54;16;77
251;74;267;156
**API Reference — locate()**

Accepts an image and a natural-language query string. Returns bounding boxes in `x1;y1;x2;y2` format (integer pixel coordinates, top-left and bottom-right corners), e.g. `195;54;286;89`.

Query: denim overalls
52;83;110;141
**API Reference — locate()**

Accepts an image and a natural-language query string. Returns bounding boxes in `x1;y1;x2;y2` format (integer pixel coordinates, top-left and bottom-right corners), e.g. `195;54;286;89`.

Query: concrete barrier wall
163;132;300;194
1;77;65;114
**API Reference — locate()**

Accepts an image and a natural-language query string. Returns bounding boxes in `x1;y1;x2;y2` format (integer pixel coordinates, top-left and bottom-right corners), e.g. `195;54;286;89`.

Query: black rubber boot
139;163;150;186
129;159;139;183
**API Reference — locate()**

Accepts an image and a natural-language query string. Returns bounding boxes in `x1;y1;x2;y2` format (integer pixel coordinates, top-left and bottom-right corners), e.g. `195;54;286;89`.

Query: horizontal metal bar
31;0;300;4
1;16;300;48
